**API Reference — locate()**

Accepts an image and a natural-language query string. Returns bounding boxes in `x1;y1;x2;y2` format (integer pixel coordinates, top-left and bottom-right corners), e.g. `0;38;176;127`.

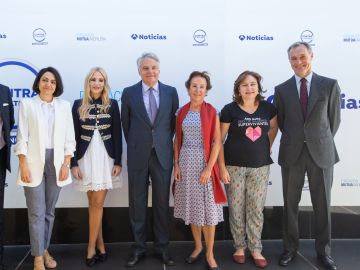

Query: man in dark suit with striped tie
274;42;341;270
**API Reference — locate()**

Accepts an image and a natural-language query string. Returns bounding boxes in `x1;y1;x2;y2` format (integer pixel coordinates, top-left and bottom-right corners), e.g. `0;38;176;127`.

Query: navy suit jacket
0;84;15;172
121;81;179;170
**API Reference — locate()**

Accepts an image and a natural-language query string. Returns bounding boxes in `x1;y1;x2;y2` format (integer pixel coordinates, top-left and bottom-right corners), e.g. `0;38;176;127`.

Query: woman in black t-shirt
218;71;278;268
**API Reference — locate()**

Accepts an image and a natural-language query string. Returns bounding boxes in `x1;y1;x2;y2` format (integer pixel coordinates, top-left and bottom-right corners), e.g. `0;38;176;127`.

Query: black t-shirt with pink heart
220;100;277;168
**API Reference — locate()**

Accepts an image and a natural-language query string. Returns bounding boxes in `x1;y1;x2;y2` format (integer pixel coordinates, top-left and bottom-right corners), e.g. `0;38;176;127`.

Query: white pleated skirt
74;129;122;192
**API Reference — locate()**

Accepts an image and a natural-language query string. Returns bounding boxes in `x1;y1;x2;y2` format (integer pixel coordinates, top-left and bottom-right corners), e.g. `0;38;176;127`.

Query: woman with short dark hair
15;67;75;270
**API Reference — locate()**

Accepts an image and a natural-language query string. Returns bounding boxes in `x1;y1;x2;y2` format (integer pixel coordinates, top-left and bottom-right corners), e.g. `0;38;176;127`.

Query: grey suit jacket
0;84;15;172
121;81;179;171
274;73;341;169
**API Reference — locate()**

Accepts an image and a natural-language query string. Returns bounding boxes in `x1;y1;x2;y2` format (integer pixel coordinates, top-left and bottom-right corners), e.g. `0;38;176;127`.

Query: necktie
149;88;158;124
300;78;308;120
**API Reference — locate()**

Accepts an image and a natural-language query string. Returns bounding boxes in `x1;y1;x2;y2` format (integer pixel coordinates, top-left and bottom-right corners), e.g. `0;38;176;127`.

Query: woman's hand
199;166;212;185
71;166;83;181
20;162;32;183
112;165;122;176
220;167;231;184
59;164;69;181
174;163;181;181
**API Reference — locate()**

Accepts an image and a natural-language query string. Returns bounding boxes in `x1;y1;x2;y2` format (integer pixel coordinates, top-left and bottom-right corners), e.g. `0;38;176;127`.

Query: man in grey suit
274;42;340;270
0;84;14;270
121;52;179;267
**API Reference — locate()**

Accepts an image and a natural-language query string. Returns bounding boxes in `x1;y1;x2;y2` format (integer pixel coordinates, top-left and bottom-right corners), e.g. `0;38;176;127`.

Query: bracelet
174;160;179;165
62;163;70;168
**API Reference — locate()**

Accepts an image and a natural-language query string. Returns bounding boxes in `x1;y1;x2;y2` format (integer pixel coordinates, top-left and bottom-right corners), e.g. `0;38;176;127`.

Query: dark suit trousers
0;147;7;261
281;145;332;256
128;149;172;254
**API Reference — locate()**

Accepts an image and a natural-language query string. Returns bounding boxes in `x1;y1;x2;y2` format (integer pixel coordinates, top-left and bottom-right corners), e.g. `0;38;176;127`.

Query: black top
220;100;277;168
71;98;122;168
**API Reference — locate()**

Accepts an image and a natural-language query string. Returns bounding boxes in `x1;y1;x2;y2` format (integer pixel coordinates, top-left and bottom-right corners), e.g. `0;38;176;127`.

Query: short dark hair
287;41;313;56
185;71;212;90
32;66;64;97
233;70;265;105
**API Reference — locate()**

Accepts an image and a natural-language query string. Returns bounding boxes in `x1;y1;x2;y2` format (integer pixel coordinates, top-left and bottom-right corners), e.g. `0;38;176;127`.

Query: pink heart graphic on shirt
245;126;262;142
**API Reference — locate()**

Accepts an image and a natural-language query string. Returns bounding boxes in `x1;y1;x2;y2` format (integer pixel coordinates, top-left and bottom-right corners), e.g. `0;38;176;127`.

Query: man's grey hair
287;41;313;56
137;52;160;71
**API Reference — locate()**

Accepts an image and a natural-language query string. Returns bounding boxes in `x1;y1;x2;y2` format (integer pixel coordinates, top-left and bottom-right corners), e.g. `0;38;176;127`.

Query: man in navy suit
275;42;340;270
121;52;179;267
0;84;14;270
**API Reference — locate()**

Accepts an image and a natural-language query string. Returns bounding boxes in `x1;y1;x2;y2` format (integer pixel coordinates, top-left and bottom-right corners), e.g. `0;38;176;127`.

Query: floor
4;239;360;270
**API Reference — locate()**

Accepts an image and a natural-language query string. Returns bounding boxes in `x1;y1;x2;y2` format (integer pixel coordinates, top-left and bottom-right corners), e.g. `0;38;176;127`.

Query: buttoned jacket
71;98;122;168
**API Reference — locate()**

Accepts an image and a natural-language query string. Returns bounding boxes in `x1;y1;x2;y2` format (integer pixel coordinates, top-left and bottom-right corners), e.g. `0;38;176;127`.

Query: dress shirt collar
142;81;159;94
294;72;313;86
35;94;55;106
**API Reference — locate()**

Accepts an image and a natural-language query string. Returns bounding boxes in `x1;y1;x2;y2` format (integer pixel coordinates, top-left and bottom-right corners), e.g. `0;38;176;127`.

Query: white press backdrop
0;0;359;208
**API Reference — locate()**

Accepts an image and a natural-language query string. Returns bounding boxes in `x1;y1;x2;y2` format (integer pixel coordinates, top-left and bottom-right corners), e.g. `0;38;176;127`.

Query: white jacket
15;95;76;187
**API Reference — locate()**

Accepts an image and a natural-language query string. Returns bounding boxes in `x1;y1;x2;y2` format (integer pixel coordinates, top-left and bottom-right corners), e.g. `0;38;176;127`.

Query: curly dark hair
233;70;265;105
185;71;212;90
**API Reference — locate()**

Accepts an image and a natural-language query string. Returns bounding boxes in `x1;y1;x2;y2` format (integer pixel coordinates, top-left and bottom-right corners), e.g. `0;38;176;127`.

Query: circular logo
300;30;314;44
33;28;46;42
238;35;245;41
193;29;206;43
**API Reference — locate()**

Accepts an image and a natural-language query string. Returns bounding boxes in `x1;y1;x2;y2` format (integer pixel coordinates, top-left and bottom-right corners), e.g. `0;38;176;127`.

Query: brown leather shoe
233;254;245;264
252;256;268;268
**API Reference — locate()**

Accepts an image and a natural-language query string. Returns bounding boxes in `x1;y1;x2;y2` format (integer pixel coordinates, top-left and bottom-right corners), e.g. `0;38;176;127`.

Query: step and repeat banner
1;0;359;207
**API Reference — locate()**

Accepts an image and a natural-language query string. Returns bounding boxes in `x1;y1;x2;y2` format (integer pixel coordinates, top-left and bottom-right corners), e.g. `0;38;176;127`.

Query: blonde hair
78;67;110;121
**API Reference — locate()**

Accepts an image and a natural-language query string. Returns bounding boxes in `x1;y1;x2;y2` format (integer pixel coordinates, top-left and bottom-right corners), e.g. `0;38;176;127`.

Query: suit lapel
153;82;165;126
134;81;152;126
287;76;304;120
306;73;321;119
53;98;60;146
34;96;45;160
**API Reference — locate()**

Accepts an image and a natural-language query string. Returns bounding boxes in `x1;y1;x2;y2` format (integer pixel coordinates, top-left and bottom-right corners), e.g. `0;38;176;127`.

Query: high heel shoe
85;253;98;267
185;249;203;264
96;249;107;262
206;261;221;270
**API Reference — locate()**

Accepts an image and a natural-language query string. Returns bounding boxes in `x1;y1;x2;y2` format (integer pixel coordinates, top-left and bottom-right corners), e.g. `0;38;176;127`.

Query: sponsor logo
238;34;274;41
193;29;208;46
267;93;360;110
76;32;106;42
343;34;360;43
300;30;315;46
0;59;38;144
0;33;7;39
32;28;48;45
130;33;167;40
341;179;360;187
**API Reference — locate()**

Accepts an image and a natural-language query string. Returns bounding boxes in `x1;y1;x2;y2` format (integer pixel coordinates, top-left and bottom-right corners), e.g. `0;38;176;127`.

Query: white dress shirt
39;98;55;149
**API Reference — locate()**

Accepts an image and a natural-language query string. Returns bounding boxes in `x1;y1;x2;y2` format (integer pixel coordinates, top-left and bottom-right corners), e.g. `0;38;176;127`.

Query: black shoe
126;253;145;268
206;261;221;270
96;249;107;262
185;249;203;264
85;253;98;267
155;252;175;266
317;255;337;270
279;251;296;266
